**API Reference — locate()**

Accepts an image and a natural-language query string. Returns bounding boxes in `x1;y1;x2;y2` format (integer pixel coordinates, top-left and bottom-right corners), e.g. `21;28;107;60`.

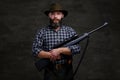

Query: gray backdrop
0;0;120;80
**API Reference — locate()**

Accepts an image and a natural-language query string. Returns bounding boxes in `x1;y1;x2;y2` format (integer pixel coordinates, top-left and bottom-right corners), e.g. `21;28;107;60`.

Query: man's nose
54;14;57;18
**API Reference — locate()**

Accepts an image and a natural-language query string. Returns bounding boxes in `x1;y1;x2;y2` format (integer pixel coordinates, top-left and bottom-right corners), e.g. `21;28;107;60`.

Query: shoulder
62;25;75;31
62;25;77;33
36;26;49;34
34;26;49;38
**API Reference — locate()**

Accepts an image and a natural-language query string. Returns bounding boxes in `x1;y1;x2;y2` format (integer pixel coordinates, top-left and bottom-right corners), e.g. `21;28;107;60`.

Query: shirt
32;25;80;58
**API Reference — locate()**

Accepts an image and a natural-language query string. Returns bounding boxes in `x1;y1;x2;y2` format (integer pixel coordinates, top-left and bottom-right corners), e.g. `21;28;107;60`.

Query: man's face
48;11;64;24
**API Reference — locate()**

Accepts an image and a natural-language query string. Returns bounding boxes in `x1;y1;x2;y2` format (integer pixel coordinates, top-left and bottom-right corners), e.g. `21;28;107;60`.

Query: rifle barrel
88;22;108;35
64;22;108;47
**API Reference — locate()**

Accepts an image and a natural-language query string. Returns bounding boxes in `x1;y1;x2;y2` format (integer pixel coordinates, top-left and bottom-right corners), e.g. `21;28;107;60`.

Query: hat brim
44;10;68;17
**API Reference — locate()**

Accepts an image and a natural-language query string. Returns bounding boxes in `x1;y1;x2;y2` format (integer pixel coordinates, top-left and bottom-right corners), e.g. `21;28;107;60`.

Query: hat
44;3;68;17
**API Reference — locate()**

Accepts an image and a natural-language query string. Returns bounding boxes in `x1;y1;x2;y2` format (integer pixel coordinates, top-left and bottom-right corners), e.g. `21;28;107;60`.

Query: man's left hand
49;48;61;61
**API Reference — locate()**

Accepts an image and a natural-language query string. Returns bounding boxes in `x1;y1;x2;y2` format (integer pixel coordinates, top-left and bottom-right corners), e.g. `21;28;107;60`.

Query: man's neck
55;26;60;31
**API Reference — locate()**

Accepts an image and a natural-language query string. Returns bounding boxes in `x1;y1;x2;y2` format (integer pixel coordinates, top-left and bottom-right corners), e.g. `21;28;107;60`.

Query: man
32;3;80;80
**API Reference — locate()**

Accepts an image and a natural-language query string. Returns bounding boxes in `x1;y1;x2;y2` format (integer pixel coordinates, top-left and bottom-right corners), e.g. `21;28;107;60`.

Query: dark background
0;0;120;80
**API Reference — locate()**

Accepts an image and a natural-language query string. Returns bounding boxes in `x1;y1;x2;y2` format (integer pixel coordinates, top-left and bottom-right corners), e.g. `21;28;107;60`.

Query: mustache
52;18;60;21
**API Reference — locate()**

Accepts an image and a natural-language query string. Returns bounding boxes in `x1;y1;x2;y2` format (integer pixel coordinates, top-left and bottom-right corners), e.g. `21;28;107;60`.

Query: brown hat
44;3;68;17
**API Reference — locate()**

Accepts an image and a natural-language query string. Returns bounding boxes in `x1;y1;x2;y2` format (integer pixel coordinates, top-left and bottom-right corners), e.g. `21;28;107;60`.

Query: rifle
35;22;108;71
35;34;79;71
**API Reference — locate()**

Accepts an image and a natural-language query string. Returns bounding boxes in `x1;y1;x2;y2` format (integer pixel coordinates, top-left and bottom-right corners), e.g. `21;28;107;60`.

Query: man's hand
38;47;71;61
49;48;61;61
48;47;71;61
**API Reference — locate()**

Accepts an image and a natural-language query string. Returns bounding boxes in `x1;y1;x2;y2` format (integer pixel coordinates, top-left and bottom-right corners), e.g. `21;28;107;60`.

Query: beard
49;18;62;29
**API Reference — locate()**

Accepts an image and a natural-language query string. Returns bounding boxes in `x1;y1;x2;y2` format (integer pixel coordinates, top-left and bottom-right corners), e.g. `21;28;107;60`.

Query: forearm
36;46;78;59
58;47;72;55
37;50;51;59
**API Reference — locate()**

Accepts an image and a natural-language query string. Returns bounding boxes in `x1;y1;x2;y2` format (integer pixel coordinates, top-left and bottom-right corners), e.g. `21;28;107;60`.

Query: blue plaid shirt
32;25;80;58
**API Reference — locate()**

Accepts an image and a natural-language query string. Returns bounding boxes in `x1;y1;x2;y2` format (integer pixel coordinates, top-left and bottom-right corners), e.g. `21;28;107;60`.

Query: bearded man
32;3;80;80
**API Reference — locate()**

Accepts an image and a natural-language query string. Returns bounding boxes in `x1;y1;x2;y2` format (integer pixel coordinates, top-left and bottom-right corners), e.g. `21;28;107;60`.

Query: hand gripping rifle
35;22;108;72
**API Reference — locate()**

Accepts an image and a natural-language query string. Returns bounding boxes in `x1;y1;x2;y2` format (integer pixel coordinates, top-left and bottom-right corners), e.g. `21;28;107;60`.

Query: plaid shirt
32;25;80;60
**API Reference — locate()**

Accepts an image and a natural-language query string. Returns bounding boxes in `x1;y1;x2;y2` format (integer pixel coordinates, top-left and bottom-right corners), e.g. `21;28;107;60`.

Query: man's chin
53;20;59;23
50;19;62;28
50;22;61;28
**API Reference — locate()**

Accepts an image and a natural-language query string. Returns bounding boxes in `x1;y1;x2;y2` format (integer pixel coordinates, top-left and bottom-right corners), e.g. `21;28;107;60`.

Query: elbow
73;46;81;55
68;45;81;55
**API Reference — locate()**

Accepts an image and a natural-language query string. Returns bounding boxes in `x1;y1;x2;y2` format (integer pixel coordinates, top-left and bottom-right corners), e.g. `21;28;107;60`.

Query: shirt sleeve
32;29;44;57
67;44;81;55
66;26;81;55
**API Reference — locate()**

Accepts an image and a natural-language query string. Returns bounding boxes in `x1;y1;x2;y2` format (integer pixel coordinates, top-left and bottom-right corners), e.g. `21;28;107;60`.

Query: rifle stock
35;22;108;71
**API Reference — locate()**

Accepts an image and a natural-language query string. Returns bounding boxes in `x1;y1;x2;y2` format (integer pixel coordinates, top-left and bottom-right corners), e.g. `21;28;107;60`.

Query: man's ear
62;14;64;18
48;13;51;17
